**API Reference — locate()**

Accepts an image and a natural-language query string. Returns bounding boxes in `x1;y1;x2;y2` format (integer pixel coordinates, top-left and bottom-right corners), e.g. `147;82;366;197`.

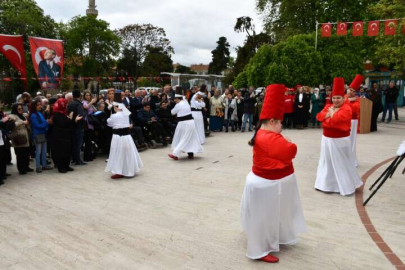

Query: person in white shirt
168;95;203;160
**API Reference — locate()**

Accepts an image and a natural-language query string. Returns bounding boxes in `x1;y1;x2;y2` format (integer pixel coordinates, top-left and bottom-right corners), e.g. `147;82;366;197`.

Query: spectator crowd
0;81;401;185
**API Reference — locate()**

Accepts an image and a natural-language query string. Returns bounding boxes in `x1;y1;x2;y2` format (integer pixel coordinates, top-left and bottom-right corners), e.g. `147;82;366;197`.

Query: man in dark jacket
242;86;256;132
137;103;169;146
382;82;399;123
67;90;86;165
156;101;175;136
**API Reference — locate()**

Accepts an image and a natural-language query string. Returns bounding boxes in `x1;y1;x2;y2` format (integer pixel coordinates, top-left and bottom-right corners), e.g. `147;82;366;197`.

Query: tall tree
141;46;173;76
208;37;231;75
174;64;196;74
61;15;120;77
116;24;174;78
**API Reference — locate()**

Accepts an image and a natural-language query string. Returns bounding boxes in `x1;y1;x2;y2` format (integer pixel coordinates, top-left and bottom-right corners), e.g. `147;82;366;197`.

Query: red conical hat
260;84;285;120
349;74;364;91
332;77;345;97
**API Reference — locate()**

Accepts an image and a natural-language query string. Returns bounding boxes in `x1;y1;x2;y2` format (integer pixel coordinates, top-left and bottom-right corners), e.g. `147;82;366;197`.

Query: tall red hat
349;74;364;91
332;77;345;97
260;84;285;120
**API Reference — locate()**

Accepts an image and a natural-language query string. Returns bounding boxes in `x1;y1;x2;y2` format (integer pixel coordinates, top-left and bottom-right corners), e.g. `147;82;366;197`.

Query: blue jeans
382;102;395;122
72;129;84;163
242;114;253;131
35;142;47;169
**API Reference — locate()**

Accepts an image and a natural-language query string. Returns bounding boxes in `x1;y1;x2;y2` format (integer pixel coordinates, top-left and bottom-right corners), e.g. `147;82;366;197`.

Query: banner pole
315;21;318;50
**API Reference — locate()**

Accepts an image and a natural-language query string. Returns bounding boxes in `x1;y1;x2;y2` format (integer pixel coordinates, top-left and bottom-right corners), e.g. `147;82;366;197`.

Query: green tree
208;37;230;74
141;46;173;76
174;64;196;74
257;0;378;42
116;24;174;78
61;15;121;77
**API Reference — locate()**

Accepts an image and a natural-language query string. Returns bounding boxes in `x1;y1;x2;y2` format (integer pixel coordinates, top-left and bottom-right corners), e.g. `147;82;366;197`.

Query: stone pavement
0;108;404;270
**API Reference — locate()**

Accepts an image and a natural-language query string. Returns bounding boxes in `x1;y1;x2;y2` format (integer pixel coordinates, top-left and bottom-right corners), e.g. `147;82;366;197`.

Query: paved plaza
0;109;404;270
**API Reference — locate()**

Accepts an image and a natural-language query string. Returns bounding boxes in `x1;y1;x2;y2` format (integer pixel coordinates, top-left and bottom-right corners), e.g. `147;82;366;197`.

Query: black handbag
35;134;46;144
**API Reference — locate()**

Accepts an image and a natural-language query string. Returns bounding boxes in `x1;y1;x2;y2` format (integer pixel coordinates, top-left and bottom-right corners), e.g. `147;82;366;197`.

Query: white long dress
350;119;359;167
105;111;143;176
171;100;203;157
191;94;206;145
315;135;363;195
240;172;307;259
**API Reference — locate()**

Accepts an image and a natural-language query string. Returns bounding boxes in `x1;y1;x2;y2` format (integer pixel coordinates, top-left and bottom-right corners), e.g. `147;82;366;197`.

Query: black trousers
146;122;168;142
54;156;71;172
371;108;380;132
84;129;95;161
0;145;6;180
283;113;294;128
14;147;30;173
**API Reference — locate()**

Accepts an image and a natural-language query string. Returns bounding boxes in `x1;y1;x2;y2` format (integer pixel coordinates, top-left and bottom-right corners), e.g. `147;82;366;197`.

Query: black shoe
58;170;67;173
36;168;42;173
225;129;228;133
27;167;34;172
5;173;11;177
0;180;4;186
67;167;74;171
43;166;53;170
7;162;13;166
75;162;87;166
19;171;27;175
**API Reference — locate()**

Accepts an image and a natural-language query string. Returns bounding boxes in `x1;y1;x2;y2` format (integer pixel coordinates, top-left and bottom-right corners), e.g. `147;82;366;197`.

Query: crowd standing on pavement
0;81;401;185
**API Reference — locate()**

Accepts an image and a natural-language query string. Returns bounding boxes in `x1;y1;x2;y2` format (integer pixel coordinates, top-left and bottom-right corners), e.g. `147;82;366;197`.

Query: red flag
385;20;397;35
337;22;347;36
321;23;332;37
368;21;380;36
29;37;63;90
352;22;364;36
0;35;27;80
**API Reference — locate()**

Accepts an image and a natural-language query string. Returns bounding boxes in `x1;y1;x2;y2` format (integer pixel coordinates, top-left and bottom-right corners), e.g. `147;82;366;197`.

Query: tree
61;15;121;77
141;46;173;76
174;64;196;74
208;37;230;74
234;16;256;37
116;24;174;78
257;0;378;42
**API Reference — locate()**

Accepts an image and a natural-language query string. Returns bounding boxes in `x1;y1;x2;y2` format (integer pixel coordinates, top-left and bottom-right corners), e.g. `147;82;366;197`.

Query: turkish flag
368;21;380;36
337;22;347;36
321;23;332;37
352;22;364;36
29;37;63;90
0;35;27;79
385;20;397;35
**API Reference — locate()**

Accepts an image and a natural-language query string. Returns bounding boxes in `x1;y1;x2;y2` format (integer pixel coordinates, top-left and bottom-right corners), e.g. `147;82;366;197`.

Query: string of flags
1;76;171;82
321;18;405;37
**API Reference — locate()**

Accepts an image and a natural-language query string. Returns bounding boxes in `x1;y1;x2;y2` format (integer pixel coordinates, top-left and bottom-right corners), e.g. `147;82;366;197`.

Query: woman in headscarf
52;99;81;173
310;88;324;128
8;103;32;174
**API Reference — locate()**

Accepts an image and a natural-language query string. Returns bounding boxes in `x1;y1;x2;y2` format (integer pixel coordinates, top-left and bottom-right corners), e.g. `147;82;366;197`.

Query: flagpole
315;21;318;50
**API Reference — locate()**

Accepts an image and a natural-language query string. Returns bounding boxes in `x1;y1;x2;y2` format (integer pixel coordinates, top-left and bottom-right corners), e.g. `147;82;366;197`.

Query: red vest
317;103;352;138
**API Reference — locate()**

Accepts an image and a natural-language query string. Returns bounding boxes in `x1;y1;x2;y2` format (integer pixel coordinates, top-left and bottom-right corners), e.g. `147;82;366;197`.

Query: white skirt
350;119;358;167
172;119;203;157
240;172;307;259
192;111;205;145
106;134;143;177
315;135;363;196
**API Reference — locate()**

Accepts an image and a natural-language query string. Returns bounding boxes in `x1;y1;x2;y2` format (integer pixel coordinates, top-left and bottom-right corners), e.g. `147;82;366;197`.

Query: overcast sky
36;0;263;66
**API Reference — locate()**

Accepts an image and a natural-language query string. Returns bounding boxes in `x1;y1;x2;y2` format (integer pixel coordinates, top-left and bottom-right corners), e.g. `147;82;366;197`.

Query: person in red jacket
325;86;332;105
283;88;294;129
240;84;306;264
315;77;363;196
347;74;363;167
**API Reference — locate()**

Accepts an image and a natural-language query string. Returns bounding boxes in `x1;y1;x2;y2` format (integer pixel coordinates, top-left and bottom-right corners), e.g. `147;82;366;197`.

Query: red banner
337;22;347;36
0;35;27;80
321;23;332;37
368;21;380;36
352;22;364;36
29;37;63;90
385;20;397;35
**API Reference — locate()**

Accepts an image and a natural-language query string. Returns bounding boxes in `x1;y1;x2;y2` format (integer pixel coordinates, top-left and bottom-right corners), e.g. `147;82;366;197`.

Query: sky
36;0;263;66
